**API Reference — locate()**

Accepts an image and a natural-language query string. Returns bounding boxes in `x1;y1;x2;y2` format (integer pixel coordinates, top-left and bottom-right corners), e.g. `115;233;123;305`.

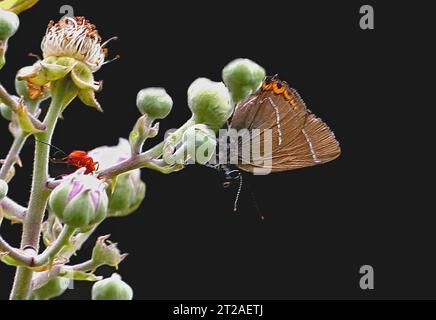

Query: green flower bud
0;8;19;69
0;101;12;121
88;139;146;217
92;274;133;300
222;58;266;103
188;78;233;132
182;124;216;165
0;9;19;40
49;169;108;229
0;179;8;199
136;88;173;120
31;277;71;300
107;171;146;217
92;235;128;269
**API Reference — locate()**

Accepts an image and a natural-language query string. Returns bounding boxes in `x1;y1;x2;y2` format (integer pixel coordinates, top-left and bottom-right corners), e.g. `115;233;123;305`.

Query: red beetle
63;150;99;174
36;140;99;175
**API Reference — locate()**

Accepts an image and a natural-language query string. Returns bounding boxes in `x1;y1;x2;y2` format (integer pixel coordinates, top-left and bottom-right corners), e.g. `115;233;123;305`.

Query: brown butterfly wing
231;86;308;148
231;82;340;173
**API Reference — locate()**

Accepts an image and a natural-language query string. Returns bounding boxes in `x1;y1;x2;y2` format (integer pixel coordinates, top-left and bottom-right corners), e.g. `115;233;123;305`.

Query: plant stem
34;225;75;266
0;236;34;266
0;197;27;222
66;259;101;273
98;118;195;179
9;80;69;300
0;131;29;181
31;225;98;290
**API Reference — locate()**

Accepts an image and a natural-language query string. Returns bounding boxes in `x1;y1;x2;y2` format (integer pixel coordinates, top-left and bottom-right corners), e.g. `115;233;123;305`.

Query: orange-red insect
59;150;99;175
36;140;99;174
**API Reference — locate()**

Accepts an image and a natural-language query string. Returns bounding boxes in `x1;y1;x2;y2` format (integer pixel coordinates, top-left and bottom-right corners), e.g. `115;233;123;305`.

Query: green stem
34;225;75;267
0;131;29;181
97;117;195;179
9;80;70;300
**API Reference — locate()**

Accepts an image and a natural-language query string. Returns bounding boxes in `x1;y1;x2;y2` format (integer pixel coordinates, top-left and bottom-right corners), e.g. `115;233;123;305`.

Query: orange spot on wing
273;83;286;94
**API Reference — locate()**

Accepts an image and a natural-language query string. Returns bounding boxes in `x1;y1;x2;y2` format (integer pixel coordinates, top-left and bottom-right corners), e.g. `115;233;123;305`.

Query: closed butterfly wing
231;76;341;173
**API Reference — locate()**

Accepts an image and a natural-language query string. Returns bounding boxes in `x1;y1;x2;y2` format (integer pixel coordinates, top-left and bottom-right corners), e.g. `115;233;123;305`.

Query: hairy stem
0;131;29;181
10;80;69;300
31;225;98;290
34;225;75;266
98;118;195;179
0;236;34;266
0;197;27;222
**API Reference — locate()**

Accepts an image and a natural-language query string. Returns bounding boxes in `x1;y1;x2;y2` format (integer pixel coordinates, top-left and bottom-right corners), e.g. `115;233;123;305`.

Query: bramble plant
0;2;266;300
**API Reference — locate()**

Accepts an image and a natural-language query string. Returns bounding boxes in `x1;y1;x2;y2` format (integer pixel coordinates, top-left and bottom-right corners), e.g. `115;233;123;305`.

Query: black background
0;0;433;300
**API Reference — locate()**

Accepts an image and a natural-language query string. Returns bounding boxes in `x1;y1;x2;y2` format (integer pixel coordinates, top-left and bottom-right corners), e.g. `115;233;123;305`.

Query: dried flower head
17;16;117;111
41;17;109;72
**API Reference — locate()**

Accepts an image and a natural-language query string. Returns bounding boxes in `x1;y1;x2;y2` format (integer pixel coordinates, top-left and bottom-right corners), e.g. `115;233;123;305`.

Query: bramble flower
49;168;108;229
188;78;233;132
17;17;116;111
92;274;133;300
88;139;146;217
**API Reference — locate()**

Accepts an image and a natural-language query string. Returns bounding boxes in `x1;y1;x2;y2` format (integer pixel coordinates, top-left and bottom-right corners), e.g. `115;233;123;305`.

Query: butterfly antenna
35;139;67;156
247;180;265;220
233;174;243;212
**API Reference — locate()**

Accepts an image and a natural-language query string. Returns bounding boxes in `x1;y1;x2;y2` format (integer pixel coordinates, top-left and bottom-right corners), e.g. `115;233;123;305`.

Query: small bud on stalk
136;88;173;120
188;78;233;132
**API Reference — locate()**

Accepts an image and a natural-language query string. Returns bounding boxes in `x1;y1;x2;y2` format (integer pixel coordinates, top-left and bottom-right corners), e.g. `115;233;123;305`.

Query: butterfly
218;75;341;211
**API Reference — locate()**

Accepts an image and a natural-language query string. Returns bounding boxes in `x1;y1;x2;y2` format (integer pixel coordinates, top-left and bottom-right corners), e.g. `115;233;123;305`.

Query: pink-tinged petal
89;190;100;209
68;179;84;201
